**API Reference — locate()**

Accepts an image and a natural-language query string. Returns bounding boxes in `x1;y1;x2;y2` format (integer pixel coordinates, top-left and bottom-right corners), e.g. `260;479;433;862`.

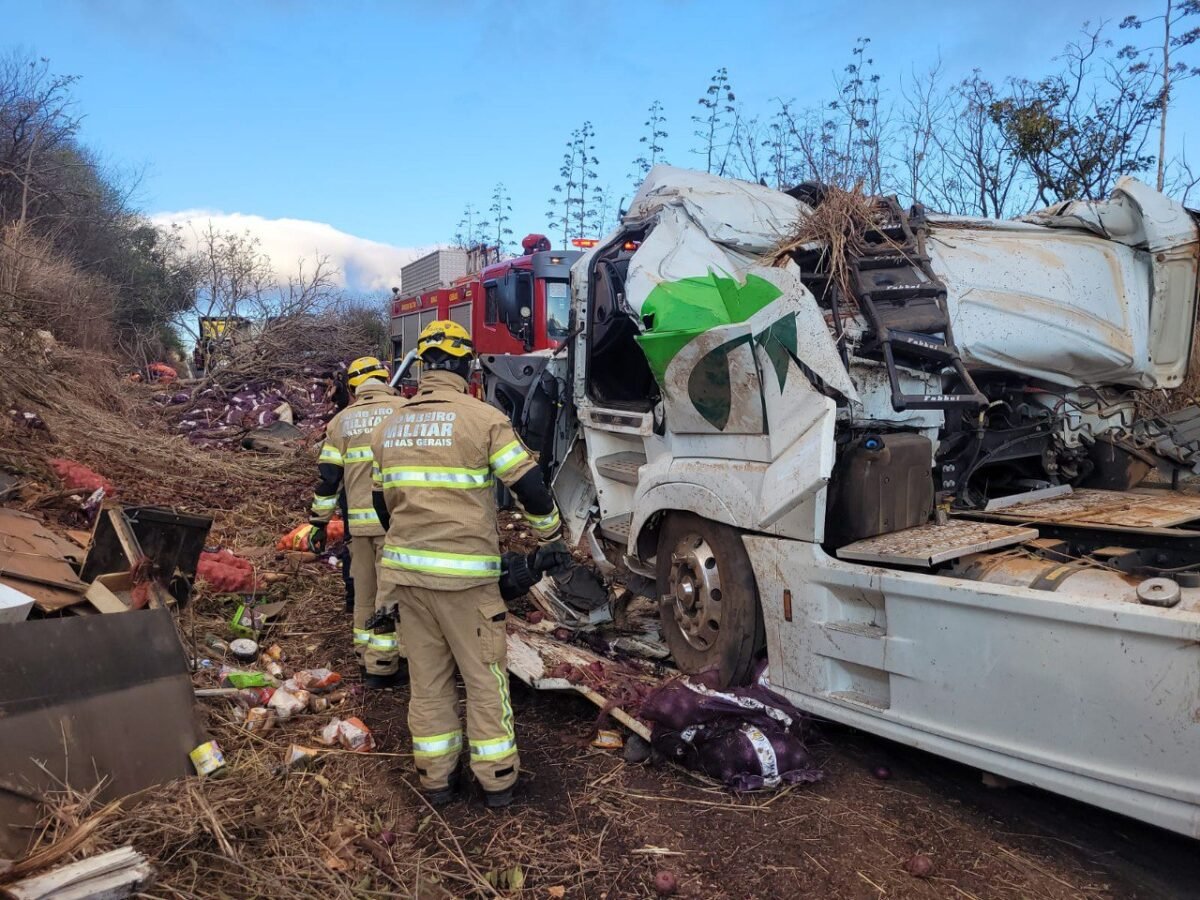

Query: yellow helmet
417;319;474;359
346;355;389;388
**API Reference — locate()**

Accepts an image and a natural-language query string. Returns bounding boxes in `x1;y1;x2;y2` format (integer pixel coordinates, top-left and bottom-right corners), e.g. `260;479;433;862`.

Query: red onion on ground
653;870;678;896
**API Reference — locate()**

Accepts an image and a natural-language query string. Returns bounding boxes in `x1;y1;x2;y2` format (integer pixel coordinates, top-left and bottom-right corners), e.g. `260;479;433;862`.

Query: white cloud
151;210;436;293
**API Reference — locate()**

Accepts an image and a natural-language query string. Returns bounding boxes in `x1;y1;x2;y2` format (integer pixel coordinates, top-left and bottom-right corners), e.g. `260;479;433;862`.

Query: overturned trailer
491;166;1200;836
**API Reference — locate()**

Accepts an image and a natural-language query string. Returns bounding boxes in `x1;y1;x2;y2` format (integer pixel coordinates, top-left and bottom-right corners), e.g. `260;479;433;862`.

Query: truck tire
656;512;764;687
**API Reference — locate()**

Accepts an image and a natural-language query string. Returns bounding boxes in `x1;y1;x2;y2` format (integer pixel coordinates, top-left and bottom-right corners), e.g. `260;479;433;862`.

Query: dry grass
767;183;901;317
0;337;312;541
0;223;117;352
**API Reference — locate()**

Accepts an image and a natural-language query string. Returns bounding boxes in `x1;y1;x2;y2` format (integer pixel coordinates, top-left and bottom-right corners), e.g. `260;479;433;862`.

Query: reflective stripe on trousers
353;628;371;647
412;729;463;759
380;546;501;578
469;662;516;760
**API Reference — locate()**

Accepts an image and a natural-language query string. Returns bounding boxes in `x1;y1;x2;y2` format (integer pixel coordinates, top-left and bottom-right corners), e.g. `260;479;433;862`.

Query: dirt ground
166;569;1197;900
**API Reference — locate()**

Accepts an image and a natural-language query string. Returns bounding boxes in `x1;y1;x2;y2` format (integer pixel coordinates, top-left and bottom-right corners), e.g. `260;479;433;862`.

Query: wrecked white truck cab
524;167;1200;836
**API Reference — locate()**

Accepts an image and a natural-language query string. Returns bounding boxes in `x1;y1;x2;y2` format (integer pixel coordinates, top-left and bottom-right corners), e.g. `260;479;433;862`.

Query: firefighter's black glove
532;540;573;577
306;522;327;554
499;551;535;602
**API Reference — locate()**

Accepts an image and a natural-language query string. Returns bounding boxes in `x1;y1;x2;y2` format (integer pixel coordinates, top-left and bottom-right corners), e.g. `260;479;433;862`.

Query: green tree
993;22;1160;203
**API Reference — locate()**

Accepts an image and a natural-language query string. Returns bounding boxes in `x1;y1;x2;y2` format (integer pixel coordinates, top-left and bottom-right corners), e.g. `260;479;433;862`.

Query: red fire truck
389;234;582;385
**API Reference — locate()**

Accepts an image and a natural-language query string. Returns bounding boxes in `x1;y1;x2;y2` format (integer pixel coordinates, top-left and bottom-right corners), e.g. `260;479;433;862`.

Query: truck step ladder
594;452;646;486
598;513;633;544
849;198;986;412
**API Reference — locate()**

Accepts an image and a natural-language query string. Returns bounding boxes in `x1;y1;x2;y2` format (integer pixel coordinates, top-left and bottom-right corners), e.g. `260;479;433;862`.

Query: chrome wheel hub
667;532;722;650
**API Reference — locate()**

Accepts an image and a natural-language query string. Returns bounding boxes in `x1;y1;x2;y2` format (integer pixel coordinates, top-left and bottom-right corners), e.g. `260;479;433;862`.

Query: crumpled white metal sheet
626;165;807;257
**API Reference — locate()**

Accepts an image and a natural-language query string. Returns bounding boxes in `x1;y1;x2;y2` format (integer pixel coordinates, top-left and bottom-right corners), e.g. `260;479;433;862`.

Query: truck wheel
656;513;764;687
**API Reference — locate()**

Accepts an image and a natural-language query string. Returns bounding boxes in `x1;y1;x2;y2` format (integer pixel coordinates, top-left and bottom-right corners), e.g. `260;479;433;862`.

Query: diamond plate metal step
594;451;646;486
598;513;632;544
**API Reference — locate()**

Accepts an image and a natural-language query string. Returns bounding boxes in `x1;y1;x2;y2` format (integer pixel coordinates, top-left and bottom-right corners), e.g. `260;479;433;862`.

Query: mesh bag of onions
641;664;822;791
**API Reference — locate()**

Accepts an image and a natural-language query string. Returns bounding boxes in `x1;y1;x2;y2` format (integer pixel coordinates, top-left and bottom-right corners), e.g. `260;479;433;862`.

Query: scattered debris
316;717;374;752
653;870;679;896
162;371;339;449
0;611;198;857
189;741;227;777
0;582;35;623
197;549;259;594
0;509;87;613
277;517;344;552
591;729;623;750
48;459;114;496
1;846;153;900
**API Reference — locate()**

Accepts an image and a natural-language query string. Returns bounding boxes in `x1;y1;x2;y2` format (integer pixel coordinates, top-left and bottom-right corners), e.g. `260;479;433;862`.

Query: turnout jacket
311;381;401;537
371;370;561;590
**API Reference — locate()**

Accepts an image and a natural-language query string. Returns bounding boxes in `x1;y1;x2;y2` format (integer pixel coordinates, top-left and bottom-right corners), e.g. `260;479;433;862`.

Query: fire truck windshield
545;280;570;342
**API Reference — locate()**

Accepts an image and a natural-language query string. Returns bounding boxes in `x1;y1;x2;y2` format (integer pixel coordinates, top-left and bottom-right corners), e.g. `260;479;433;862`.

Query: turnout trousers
380;581;517;793
349;535;400;675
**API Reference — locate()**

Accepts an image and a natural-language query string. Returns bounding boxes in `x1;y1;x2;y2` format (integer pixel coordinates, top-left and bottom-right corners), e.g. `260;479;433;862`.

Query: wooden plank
84;576;131;614
505;620;659;743
4;846;152;900
0;577;85;613
105;507;144;568
0;509;87;595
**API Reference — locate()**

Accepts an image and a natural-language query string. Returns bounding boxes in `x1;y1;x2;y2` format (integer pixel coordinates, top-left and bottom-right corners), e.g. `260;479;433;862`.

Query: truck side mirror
496;270;534;351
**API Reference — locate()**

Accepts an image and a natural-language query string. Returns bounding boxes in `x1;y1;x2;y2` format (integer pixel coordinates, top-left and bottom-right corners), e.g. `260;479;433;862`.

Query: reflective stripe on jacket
372;370;543;590
312;382;400;537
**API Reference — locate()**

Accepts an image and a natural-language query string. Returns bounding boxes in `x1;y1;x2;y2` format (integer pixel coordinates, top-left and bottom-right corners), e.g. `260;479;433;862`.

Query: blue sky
4;0;1196;289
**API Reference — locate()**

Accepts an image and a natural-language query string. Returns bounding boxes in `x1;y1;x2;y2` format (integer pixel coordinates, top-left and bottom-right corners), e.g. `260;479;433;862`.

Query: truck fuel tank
948;550;1200;613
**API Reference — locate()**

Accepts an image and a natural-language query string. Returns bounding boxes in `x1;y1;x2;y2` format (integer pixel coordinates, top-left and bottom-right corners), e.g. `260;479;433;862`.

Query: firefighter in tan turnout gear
310;356;405;687
371;320;564;808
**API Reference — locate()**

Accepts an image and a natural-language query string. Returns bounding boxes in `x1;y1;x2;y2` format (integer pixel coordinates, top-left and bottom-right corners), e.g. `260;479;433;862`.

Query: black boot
363;670;399;689
484;785;515;809
423;772;460;807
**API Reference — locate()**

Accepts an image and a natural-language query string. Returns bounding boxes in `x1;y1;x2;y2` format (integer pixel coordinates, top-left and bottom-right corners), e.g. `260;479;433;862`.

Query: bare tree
693;67;737;175
1120;1;1200;189
730;110;766;183
547;122;601;242
940;73;1031;216
994;21;1160;203
0;53;82;228
1165;140;1200;202
592;183;622;235
894;60;953;207
452;203;490;249
831;38;888;192
489;182;513;254
631;99;669;185
174;223;349;379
